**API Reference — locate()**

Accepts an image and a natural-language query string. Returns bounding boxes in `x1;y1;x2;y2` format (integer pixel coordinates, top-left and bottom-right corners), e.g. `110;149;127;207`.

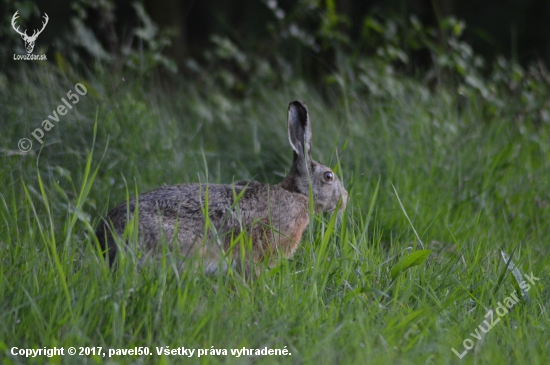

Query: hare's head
284;100;348;213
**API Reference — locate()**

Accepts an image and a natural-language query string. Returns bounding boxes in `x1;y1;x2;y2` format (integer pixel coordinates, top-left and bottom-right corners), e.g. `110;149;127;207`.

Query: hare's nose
339;189;348;211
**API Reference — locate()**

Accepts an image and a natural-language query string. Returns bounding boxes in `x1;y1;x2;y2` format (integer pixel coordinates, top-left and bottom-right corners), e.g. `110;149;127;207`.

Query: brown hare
96;100;348;274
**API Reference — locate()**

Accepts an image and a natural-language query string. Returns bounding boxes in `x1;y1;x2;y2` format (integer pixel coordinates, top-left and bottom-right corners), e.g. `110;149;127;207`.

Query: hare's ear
287;100;312;164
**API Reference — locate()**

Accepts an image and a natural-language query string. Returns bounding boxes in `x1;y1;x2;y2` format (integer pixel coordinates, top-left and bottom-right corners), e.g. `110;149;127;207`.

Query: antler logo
11;11;49;54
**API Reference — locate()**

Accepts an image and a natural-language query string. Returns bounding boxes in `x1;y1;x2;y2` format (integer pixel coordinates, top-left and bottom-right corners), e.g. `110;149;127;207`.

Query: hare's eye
323;172;334;182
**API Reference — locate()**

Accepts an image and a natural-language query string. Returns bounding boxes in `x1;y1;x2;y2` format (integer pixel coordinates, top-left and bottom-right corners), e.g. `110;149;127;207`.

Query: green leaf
391;250;432;280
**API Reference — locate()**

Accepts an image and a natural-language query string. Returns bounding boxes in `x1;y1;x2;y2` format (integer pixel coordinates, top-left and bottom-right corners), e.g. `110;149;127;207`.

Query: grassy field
1;65;549;365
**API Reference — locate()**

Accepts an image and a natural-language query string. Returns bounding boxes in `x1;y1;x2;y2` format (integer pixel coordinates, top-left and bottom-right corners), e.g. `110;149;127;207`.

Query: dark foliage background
2;0;549;129
1;0;549;76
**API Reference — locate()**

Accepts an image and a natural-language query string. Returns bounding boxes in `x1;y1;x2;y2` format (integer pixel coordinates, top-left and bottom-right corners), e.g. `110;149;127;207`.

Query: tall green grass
0;66;548;364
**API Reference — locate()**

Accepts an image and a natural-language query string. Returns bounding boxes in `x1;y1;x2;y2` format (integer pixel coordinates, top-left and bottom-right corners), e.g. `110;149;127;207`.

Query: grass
0;64;549;365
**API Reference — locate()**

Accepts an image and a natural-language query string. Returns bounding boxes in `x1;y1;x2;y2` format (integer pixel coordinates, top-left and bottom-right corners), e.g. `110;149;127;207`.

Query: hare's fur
96;100;347;273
